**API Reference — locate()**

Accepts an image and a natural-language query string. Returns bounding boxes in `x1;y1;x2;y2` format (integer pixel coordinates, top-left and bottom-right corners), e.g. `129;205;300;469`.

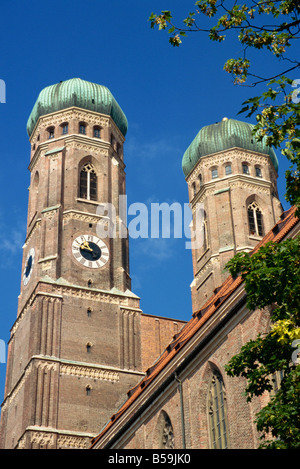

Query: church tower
0;79;146;449
182;117;282;313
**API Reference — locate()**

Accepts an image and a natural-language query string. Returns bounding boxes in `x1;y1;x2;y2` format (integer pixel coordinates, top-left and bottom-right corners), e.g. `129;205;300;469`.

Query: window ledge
249;234;263;241
76;197;101;206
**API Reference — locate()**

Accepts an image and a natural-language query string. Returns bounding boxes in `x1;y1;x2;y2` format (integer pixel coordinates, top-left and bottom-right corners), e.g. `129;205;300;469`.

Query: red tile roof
90;206;299;448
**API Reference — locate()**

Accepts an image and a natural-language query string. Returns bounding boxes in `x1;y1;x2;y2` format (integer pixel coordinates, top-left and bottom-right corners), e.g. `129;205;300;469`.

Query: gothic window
79;122;87;135
93;126;101;138
202;211;208;252
225;164;232;175
192;182;196;197
255;166;262;178
248;201;264;236
158;411;175;449
208;370;229;449
211;168;218;179
199;173;203;187
242;163;249;174
79;163;97;201
32;171;39;213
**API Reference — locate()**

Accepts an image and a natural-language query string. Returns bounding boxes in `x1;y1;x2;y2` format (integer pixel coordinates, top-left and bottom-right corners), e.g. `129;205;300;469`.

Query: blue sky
0;1;293;405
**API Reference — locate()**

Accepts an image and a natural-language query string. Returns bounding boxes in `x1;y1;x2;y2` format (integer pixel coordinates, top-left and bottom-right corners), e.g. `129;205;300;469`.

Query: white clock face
23;248;35;285
72;234;109;269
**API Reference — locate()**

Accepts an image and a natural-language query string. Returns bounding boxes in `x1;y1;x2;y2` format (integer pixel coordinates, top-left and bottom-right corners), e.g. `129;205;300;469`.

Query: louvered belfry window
248;201;264;236
80;163;97;201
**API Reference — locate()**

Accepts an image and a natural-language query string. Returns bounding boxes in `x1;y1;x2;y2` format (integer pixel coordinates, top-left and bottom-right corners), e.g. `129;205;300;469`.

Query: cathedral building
0;78;298;449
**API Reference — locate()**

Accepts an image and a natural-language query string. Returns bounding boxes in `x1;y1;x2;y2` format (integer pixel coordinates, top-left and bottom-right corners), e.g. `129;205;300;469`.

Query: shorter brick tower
182;117;282;312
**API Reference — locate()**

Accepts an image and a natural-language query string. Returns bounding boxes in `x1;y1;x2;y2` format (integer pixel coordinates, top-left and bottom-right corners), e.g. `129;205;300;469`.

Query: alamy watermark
292;79;300;104
292;339;300;365
95;196;206;250
0;339;6;363
0;79;6;103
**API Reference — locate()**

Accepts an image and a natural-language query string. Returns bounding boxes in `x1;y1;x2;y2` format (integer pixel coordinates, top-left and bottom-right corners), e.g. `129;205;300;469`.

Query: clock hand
80;241;93;252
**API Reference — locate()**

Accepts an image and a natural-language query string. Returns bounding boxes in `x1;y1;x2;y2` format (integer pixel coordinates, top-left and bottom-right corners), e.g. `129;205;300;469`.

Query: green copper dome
182;118;278;176
27;78;128;137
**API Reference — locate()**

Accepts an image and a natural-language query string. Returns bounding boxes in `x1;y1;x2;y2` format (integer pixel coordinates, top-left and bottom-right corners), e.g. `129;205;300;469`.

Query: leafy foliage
149;1;300;213
225;237;300;448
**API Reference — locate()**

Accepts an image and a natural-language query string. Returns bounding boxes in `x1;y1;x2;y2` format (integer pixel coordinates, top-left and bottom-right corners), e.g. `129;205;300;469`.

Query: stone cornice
1;354;144;414
186;147;277;184
11;280;140;339
17;426;95;449
29;132;125;174
29;106;125;143
191;173;273;208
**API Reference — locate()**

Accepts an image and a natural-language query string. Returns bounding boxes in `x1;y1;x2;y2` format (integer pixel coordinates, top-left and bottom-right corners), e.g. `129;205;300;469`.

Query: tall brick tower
0;78;146;449
182;117;283;313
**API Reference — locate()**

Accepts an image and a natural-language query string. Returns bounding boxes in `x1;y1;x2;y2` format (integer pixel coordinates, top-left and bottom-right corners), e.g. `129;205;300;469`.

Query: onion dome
27;78;128;137
182;117;278;176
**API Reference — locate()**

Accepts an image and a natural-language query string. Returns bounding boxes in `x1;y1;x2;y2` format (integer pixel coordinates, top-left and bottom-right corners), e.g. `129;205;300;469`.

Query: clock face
72;234;109;269
23;248;35;285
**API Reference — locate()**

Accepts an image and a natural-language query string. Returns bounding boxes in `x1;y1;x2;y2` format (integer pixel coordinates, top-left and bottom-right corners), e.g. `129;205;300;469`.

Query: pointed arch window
158;411;174;449
248;201;264;236
80;163;97;201
202;210;208;252
208;370;229;449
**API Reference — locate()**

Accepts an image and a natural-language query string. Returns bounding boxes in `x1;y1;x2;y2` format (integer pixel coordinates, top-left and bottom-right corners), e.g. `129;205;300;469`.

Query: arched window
225;164;232;175
211;168;218;179
157;411;174;449
32;171;39;213
208;370;229;449
255;166;262;178
202;210;208;252
86;343;92;353
79;122;87;135
61;123;68;135
191;182;196;197
93;126;101;138
242;163;249;174
248;201;264;236
47;126;55;139
79;163;97;201
86;385;91;396
199;173;203;187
